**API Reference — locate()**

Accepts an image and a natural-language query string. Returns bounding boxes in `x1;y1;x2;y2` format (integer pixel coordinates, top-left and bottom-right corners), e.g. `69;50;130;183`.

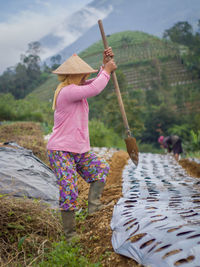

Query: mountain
40;0;200;64
40;1;113;61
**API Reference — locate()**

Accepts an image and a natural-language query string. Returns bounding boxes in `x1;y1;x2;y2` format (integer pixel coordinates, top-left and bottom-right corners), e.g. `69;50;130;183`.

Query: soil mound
77;151;141;266
0;122;48;164
0;197;62;266
179;159;200;178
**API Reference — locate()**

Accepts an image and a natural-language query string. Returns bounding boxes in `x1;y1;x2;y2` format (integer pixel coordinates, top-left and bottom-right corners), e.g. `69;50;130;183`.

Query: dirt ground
179;158;200;178
0;122;200;266
77;150;141;266
0;122;48;164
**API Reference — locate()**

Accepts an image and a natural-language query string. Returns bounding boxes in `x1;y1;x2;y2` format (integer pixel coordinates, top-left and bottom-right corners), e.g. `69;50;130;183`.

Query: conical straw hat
52;54;98;75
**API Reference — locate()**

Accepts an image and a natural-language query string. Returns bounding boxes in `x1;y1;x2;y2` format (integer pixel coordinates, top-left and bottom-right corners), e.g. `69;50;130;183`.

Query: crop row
83;43;180;68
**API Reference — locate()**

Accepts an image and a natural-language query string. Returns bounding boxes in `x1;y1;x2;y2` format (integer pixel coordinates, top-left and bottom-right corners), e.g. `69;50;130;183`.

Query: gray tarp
111;153;200;267
0;142;59;208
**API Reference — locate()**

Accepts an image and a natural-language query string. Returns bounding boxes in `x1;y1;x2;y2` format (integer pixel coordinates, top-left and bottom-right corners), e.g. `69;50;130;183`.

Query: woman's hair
52;73;90;110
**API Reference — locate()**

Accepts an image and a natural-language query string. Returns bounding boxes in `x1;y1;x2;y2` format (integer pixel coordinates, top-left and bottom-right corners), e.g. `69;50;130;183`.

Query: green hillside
80;31;194;91
25;30;200;147
26;74;58;103
28;30;194;101
80;31;178;60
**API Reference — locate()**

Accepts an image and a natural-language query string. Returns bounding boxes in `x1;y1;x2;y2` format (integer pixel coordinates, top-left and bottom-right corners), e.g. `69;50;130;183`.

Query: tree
27;41;41;55
163;20;200;78
163;21;193;46
103;90;144;138
141;105;179;145
0;41;46;99
0;68;15;95
14;63;29;98
94;70;144;138
121;36;132;49
50;54;62;69
21;41;41;81
145;88;161;106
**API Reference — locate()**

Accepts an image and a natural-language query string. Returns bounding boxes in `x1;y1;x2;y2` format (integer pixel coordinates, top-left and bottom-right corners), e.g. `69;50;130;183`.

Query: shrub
188;130;200;152
17;111;44;122
0;93;16;121
89;119;124;148
168;124;191;142
138;143;163;153
36;241;100;267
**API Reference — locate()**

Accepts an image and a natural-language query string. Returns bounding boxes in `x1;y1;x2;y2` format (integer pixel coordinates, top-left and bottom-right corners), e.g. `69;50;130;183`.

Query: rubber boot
61;210;77;242
88;180;105;214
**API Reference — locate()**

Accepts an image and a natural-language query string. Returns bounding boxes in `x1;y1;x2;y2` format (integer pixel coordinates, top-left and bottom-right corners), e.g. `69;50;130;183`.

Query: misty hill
40;0;200;64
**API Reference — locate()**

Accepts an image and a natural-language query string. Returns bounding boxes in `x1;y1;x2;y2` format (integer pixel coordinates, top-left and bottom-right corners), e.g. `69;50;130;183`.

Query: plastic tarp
0;142;58;208
111;153;200;267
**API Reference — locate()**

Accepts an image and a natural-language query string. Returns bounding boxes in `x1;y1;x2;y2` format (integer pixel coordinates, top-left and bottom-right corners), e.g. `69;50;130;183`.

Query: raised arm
83;66;104;85
66;70;110;101
66;59;117;102
84;47;114;85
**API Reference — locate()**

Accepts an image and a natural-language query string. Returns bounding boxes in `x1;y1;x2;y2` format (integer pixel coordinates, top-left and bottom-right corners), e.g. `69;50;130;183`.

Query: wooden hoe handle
98;20;131;136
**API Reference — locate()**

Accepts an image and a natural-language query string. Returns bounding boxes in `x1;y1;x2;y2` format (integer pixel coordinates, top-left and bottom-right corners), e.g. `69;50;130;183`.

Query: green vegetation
89;119;125;148
0;93;53;126
80;31;175;57
0;194;101;267
0;21;200;155
138;143;163;154
0;42;51;99
26;74;58;102
163;20;200;78
0;22;199;267
35;240;101;267
80;31;179;69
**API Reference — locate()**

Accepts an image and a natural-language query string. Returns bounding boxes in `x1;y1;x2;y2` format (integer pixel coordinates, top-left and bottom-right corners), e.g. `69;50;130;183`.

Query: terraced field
80;31;196;91
27;30;199;107
121;59;194;90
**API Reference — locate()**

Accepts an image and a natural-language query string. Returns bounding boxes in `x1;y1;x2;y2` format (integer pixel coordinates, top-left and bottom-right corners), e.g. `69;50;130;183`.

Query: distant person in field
158;135;183;161
47;48;117;241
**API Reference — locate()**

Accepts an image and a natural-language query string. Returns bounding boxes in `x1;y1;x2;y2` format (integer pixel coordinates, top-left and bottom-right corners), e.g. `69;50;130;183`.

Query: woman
47;48;116;241
158;135;183;161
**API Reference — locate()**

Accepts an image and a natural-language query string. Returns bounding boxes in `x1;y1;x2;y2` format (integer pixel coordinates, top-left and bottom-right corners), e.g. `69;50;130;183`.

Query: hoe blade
125;136;139;166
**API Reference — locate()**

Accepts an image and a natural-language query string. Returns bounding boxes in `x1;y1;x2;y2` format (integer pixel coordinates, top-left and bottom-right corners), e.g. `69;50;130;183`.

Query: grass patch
0;196;101;267
35;240;101;267
138;143;163;153
185;151;200;159
0;196;62;266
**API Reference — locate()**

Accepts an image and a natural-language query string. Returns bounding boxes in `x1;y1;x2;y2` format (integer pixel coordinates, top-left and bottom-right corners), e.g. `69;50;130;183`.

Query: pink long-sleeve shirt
47;68;110;153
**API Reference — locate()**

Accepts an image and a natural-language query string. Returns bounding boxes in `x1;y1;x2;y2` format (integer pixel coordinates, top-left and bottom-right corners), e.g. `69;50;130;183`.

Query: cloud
0;12;60;72
40;5;113;62
0;1;92;73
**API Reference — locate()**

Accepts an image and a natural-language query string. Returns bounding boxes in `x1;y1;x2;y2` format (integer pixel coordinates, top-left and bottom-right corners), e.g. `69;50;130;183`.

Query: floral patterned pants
47;150;110;211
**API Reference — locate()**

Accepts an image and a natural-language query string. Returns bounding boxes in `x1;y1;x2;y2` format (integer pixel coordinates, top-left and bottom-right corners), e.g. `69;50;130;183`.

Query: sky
0;0;93;73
